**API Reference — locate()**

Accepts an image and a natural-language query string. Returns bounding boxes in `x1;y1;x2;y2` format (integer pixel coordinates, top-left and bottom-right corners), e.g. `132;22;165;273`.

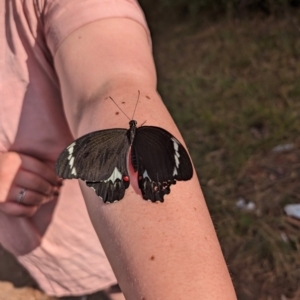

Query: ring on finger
17;188;26;204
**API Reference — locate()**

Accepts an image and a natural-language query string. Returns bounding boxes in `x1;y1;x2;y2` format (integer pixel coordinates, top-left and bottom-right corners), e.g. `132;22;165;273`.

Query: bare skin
0;152;60;217
0;152;60;255
53;18;237;300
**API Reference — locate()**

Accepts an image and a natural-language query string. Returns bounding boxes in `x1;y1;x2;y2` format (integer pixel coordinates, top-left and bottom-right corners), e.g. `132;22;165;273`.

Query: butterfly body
56;120;193;203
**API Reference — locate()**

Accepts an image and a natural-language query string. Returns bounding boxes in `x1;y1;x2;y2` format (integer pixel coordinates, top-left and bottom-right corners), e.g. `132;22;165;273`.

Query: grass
147;12;300;300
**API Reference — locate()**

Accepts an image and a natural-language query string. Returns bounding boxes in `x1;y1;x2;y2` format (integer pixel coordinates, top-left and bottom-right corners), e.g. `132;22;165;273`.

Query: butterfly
55;93;193;203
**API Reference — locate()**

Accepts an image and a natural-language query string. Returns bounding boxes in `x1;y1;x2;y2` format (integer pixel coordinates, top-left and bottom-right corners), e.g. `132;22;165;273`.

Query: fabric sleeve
41;0;151;56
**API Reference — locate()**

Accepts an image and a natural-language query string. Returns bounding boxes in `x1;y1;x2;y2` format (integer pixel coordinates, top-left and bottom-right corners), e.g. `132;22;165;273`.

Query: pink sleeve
42;0;151;56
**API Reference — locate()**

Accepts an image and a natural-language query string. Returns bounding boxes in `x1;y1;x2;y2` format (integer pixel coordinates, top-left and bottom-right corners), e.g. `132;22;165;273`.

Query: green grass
149;14;300;300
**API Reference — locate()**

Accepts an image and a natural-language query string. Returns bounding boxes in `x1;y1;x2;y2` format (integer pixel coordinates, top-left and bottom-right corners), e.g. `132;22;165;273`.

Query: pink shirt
0;0;150;296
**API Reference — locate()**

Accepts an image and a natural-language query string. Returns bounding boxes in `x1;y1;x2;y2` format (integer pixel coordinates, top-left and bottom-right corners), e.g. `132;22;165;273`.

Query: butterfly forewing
132;126;193;202
55;128;130;202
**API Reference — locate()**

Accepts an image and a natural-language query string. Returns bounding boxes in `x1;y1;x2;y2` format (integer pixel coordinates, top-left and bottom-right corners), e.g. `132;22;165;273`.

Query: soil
0;245;56;300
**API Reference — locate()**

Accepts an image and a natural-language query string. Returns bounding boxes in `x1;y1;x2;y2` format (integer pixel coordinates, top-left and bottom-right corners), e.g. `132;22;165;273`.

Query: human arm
54;18;237;300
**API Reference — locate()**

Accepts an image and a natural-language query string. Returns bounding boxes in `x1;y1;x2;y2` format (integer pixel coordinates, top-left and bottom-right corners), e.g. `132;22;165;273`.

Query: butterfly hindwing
55;129;130;203
131;126;193;202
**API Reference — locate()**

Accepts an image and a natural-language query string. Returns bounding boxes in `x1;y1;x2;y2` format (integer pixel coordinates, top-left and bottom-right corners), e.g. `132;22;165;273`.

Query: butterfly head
129;120;137;128
128;120;137;145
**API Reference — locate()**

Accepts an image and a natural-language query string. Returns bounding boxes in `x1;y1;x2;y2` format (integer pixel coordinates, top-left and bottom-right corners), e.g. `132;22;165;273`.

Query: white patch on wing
143;170;151;181
67;142;76;154
104;167;122;183
171;137;179;150
173;167;178;176
69;156;74;168
174;154;180;168
71;167;77;176
67;142;76;170
171;137;180;169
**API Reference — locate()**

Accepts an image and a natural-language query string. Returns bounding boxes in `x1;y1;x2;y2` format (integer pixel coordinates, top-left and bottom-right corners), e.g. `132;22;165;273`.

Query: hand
0;152;61;217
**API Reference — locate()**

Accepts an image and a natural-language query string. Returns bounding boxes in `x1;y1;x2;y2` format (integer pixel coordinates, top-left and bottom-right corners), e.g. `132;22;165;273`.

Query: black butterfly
55;98;193;203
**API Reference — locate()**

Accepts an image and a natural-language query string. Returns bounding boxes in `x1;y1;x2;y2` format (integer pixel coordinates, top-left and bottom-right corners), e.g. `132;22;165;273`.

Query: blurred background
1;0;300;299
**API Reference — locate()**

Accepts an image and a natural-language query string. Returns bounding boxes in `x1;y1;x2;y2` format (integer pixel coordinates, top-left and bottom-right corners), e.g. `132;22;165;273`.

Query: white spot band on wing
104;167;122;183
67;142;76;154
69;156;74;168
143;170;151;181
171;137;180;169
173;167;178;176
71;167;77;176
67;142;76;171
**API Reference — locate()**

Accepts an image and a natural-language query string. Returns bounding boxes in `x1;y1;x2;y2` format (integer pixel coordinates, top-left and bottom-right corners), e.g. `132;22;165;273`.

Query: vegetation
141;3;300;299
140;0;300;19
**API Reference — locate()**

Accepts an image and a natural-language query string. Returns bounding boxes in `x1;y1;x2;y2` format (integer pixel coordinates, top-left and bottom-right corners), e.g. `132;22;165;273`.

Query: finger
0;202;38;217
15;169;58;196
19;154;60;186
11;186;56;206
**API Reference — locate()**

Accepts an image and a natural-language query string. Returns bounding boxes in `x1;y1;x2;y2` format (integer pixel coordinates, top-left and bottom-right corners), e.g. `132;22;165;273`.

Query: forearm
54;18;236;299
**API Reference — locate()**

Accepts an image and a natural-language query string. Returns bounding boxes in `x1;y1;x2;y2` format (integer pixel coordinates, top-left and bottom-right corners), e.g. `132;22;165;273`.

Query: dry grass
149;13;300;300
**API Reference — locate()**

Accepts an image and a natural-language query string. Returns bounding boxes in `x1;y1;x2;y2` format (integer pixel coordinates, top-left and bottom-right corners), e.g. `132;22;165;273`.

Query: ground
0;247;55;300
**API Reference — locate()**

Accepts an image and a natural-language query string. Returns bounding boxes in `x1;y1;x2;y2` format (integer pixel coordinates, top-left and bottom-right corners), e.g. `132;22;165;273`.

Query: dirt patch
0;246;56;299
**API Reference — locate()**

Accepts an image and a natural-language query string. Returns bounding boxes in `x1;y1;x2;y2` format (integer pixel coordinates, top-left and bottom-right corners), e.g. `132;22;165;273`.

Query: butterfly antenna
131;90;140;120
109;96;131;121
